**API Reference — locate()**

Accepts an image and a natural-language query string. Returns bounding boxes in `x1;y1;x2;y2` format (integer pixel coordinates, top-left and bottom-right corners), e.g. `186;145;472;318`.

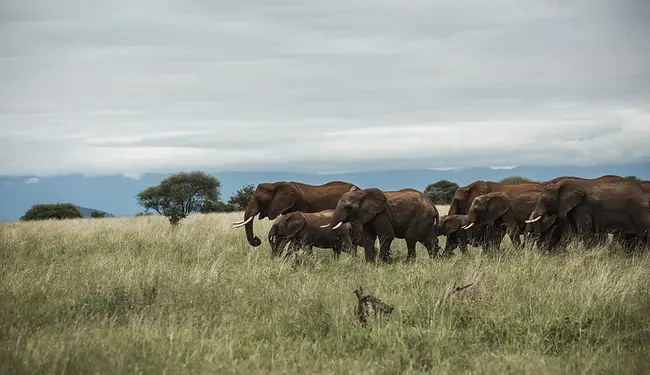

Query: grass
1;206;650;374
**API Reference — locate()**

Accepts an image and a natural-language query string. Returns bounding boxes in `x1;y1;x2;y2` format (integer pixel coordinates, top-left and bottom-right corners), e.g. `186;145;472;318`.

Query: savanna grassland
2;207;650;374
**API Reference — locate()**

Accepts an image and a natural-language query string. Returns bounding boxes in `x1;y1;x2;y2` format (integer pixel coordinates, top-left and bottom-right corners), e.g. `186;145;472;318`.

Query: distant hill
75;206;115;218
1;162;649;221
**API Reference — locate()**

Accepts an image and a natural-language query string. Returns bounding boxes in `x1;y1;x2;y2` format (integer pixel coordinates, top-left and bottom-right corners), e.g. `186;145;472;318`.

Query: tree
424;180;459;205
135;171;222;225
21;203;83;221
136;186;165;214
157;171;221;214
90;211;106;218
200;199;235;213
499;176;532;184
624;176;640;181
227;184;255;211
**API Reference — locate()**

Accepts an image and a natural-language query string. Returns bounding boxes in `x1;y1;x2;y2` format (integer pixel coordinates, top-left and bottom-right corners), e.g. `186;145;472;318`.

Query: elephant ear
485;194;510;224
558;182;584;217
285;214;306;237
356;188;387;224
268;182;299;219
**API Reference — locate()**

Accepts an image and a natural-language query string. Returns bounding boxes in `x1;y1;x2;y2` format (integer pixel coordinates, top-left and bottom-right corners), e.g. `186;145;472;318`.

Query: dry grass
1;208;650;375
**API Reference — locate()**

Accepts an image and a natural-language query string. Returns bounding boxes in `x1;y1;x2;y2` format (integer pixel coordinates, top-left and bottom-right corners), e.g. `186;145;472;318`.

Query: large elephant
267;210;357;259
449;180;545;250
463;191;541;248
322;187;441;262
232;180;358;247
526;179;650;252
525;175;629;251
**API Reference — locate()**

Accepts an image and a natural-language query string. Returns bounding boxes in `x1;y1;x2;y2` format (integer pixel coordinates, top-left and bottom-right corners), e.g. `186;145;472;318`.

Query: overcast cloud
1;0;649;176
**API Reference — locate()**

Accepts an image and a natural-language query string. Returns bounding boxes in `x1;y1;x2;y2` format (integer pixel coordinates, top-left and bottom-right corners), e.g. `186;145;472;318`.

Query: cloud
24;177;40;184
1;0;649;175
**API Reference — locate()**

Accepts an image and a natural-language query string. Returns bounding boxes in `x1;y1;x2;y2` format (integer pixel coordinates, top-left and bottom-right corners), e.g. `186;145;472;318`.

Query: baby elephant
438;214;473;254
268;210;357;259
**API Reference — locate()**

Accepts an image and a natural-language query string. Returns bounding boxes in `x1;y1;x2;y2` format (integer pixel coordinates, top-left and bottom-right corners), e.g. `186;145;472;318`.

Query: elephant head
438;215;468;235
463;193;512;230
438;214;471;252
526;181;584;225
449;182;489;215
324;187;387;229
232;182;301;247
267;212;306;256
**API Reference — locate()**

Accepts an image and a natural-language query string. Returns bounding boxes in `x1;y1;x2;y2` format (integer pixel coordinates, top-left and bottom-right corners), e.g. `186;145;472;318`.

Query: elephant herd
231;176;650;262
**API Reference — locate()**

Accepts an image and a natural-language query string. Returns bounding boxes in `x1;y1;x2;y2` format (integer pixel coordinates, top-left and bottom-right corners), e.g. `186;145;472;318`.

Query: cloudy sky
1;0;649;176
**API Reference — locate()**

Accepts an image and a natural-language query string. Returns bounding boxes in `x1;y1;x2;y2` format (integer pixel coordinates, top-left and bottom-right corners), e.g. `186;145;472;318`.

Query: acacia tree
136;186;165;214
424;180;459;205
227;184;255;211
136;171;222;224
157;171;221;214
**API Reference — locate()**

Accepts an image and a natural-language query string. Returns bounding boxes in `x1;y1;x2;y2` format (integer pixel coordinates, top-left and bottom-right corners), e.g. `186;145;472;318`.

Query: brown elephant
526;178;650;252
437;214;472;254
267;210;357;259
232;180;358;247
322;187;441;262
463;191;541;248
525;175;629;251
449;180;545;250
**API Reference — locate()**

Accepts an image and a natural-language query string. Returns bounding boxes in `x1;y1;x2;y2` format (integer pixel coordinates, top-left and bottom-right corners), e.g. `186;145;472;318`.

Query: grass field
2;206;650;374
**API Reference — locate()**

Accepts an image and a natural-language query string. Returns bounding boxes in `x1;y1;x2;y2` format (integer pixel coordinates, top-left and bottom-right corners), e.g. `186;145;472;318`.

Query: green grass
1;209;650;374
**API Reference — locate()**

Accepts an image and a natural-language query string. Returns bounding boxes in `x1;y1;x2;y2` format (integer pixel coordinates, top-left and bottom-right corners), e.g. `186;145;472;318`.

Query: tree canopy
424;180;459;205
135;171;222;225
21;203;83;221
227;184;255;211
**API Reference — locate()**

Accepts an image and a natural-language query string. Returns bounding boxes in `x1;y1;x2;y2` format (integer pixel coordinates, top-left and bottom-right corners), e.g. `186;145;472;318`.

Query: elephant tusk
232;216;253;228
462;222;474;230
320;223;330;228
525;216;542;224
332;221;343;230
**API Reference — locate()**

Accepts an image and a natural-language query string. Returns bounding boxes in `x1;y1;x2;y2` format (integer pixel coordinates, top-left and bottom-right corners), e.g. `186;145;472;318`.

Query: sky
1;0;649;177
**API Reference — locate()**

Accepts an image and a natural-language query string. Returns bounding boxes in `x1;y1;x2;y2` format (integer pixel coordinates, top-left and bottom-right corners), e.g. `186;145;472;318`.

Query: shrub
20;203;83;221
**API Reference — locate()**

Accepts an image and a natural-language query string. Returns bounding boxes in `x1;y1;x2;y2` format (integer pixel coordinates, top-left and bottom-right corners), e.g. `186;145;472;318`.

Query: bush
90;211;106;218
20;203;83;221
424;180;459;205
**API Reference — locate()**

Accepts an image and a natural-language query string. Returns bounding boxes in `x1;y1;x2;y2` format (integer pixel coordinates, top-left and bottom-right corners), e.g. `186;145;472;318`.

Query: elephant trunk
243;201;262;247
329;210;347;229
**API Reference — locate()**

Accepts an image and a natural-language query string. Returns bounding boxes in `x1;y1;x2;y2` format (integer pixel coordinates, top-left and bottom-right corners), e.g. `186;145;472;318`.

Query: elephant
322;187;441;262
525;175;631;251
449;180;545;250
437;214;472;254
526;178;650;253
267;210;357;259
463;191;541;248
232;180;358;247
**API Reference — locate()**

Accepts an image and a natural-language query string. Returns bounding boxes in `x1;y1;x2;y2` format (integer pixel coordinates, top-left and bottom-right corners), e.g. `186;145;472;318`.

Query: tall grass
1;208;649;374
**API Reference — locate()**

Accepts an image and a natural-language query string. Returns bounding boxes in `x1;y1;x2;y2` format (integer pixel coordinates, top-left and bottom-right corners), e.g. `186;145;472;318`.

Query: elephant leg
343;236;357;257
332;244;342;259
372;214;395;263
362;223;377;262
405;238;417;261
